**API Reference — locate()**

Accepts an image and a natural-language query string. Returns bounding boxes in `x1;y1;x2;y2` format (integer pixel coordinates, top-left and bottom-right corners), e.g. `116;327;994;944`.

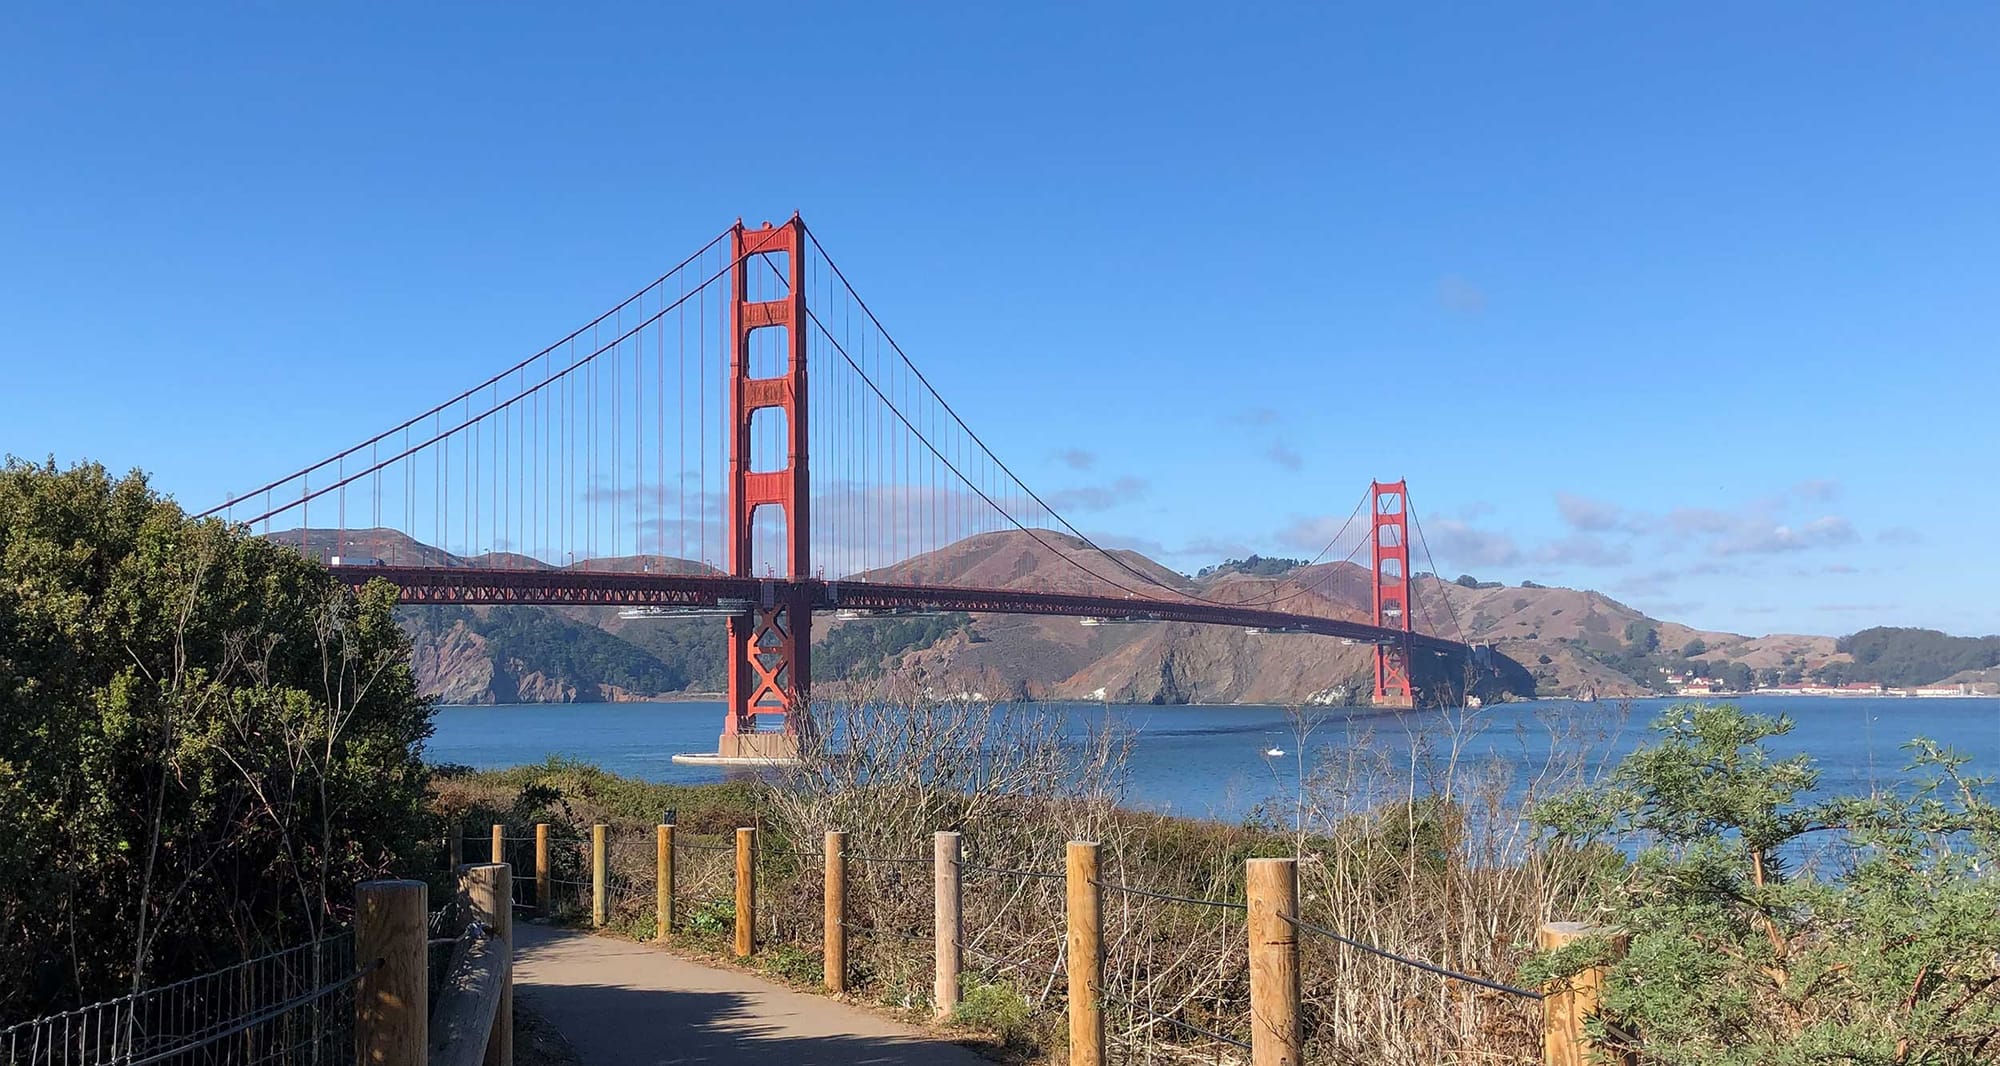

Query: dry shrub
465;697;1621;1065
1284;705;1622;1064
760;697;1618;1064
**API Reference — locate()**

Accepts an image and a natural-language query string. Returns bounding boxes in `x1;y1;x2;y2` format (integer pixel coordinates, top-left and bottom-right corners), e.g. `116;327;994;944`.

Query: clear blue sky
3;4;1994;638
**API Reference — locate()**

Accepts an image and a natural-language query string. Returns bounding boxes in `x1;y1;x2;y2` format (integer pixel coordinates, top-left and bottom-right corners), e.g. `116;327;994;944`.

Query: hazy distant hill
267;527;1901;705
1418;579;1845;697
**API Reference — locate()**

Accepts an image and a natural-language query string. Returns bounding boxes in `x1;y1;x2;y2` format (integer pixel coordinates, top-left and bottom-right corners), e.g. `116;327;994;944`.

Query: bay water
429;696;2000;824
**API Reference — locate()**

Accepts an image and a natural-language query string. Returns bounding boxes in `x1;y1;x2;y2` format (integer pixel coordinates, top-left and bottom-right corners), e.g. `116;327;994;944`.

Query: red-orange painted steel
725;217;812;737
1371;480;1415;708
333;566;1465;656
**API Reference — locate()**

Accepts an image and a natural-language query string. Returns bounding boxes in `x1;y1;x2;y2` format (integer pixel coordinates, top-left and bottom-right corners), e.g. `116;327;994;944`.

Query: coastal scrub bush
1532;702;2000;1064
952;975;1035;1049
0;458;434;1019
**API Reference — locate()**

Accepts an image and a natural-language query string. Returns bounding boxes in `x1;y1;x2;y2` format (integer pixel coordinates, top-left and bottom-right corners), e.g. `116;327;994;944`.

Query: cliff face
410;620;498;704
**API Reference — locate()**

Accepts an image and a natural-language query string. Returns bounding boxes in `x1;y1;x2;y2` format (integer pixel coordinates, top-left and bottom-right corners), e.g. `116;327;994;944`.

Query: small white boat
1265;747;1286;757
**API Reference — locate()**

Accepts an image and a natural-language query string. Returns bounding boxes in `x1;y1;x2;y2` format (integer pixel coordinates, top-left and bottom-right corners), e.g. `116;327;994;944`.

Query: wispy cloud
1555;488;1863;560
1274;514;1360;554
1047;476;1148;513
1555;492;1639;534
1265;440;1303;472
1178;535;1257;561
1423;519;1523;567
1054;448;1095;471
1878;526;1923;545
1536;534;1632;567
1711;515;1856;556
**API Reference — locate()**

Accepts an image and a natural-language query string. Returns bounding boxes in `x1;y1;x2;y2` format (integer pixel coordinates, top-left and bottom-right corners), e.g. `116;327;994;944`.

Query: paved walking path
513;923;991;1066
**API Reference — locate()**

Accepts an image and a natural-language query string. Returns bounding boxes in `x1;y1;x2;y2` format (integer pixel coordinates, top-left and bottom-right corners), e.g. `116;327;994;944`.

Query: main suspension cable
199;228;731;519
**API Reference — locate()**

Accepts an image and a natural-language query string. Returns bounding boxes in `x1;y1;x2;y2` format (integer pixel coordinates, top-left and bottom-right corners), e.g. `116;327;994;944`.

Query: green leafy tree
1533;704;2000;1063
1197;555;1308;579
817;613;971;680
0;459;434;1017
1838;627;2000;687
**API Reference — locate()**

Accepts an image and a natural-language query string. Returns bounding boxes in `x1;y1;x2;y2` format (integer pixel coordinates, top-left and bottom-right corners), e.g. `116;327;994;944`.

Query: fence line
1281;912;1545;1000
2;931;364;1066
1092;879;1247;912
960;862;1064;882
846;853;931;866
467;821;1619;1064
125;959;380;1066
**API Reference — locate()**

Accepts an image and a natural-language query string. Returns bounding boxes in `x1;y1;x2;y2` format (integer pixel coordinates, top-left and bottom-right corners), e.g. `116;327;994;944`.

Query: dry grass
436;698;1624;1065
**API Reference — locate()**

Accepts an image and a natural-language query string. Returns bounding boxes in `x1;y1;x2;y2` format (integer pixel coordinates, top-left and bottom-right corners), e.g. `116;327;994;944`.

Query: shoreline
433;690;2000;711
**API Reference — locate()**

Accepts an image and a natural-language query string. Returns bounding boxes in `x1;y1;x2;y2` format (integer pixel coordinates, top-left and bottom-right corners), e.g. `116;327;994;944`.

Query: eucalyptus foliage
0;458;433;1019
1533;703;2000;1064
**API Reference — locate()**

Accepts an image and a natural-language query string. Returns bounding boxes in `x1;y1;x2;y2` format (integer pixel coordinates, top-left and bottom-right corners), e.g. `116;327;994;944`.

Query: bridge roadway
336;564;1467;656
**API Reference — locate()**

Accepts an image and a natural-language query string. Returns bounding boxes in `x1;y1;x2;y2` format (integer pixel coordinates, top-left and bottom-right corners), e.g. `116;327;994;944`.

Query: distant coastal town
1665;674;1996;699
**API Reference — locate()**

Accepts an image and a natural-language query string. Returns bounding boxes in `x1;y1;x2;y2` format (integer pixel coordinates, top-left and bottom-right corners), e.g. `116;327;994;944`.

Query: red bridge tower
1371;480;1415;708
722;217;811;760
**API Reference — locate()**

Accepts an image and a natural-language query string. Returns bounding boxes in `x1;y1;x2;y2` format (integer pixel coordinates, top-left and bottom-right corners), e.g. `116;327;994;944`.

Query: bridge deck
340;565;1467;656
514;923;987;1066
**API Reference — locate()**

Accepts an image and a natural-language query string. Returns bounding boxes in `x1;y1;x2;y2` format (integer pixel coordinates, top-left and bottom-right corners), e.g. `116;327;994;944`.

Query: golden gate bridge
201;216;1471;760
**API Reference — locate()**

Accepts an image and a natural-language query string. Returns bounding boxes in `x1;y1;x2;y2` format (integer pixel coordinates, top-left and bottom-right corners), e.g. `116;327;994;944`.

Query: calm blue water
427;697;2000;824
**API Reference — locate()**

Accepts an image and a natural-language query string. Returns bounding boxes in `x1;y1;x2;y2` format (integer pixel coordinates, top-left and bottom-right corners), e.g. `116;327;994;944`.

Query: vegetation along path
514;923;990;1066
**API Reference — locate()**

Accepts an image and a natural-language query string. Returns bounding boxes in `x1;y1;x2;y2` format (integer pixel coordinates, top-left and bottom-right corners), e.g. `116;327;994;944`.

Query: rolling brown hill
267;527;1849;704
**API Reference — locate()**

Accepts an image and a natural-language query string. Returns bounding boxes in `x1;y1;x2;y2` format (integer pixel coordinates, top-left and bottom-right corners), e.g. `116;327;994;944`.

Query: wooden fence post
1539;923;1632;1066
449;823;463;872
590;824;608;928
534;824;550;917
460;863;513;1066
734;826;756;957
491;823;504;865
656;822;674;940
356;879;427;1066
1247;858;1301;1066
934;831;962;1019
1067;841;1103;1066
824;830;846;993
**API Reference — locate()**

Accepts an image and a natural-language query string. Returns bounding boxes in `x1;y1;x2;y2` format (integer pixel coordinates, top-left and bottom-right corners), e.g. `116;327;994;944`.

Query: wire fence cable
1282;913;1544;1000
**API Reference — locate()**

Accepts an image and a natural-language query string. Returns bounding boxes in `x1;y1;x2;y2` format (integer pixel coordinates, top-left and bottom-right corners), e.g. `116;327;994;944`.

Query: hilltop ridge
268;527;1936;705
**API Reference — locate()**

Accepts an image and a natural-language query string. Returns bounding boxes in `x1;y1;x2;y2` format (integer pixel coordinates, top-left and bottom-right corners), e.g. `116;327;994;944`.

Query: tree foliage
816;613;971;680
1833;626;2000;687
1534;703;2000;1063
0;458;435;1018
1196;555;1306;579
